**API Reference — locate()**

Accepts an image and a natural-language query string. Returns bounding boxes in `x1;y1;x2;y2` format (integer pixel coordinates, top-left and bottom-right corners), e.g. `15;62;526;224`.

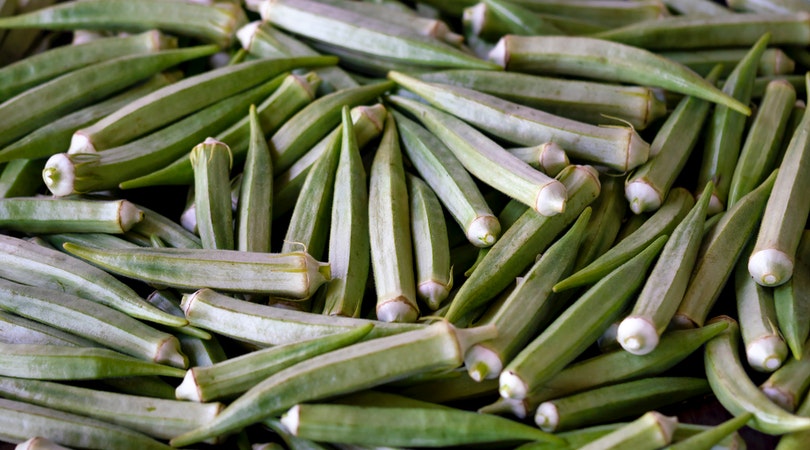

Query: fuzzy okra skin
0;197;143;234
169;321;498;446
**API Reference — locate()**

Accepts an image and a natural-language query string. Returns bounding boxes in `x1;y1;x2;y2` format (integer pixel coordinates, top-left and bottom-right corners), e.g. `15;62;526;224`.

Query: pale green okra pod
236;105;273;254
191;137;235;251
578;411;678;450
0;197;143;234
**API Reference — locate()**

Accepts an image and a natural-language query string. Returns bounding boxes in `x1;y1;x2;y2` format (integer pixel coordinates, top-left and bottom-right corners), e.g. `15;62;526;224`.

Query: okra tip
157;336;189;369
280;404;302;436
118;200;145;232
748;248;794;287
499;370;528;400
67;132;97;154
487;37;508;68
625;179;663;215
418;280;452;311
534;402;560;432
376;298;419;323
761;385;795;411
42;153;78;197
464;345;502;381
236;20;262;50
467;214;501;248
535;180;567;216
746;335;787;372
176;369;203;402
616;316;659;355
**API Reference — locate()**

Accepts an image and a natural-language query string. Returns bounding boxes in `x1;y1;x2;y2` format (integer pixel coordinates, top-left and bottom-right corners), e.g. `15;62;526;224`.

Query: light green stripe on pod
0;29;176;101
322;107;371;318
407;174;453;311
498;234;666;401
61;244;330;299
736;241;788;372
236;108;272;254
0;234;186;327
534;377;709;432
0;0;247;48
575;175;626;270
280;403;562;447
169;321;497;447
180;288;420;347
617;183;714;356
579;411;678;450
0;44;218;149
625;65;721;214
555;187;693;293
661;47;795;78
0;159;46;199
444;164;600;324
729;78;796;207
774;231;810;360
749;75;810;287
176;323;374;402
369;114;418;323
0;343;186;379
674;170;777;328
592;12;810;50
390;71;650;174
760;353;810;412
388;94;567;217
489;35;751;116
191;138;234;251
259;0;499;70
0;197;143;234
419;69;667;131
120;71;319;190
0;398;173;450
393;110;500;248
0;309;100;348
0;278;187;368
704;316;810;434
69;55;333;155
465;207;590;382
698;33;769;214
664;413;752;450
0;376;223;442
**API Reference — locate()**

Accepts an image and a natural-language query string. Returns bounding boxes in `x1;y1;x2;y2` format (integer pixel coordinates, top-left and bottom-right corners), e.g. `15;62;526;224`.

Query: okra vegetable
578;411;678;450
760;352;810;412
191;138;234;251
0;197;143;234
664;413;753;450
236;105;273;254
773;231;810;360
0;310;100;348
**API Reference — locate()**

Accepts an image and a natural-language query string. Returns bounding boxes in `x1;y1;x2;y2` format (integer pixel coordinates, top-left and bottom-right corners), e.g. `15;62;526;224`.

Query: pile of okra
3;0;810;448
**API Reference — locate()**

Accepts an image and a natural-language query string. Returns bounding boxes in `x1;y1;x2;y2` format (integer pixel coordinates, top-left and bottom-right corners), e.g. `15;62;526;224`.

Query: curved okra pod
176;324;373;402
617;184;714;355
369;114;418;322
704;316;810;434
674;170;777;328
555;187;693;292
0;0;247;48
464;207;591;382
499;235;667;401
0;234;186;327
180;288;420;347
389;71;650;174
534;377;709;432
444;165;601;324
388;94;567;216
774;231;810;360
578;411;678;450
236;105;273;253
61;244;329;299
393;110;500;248
407;174;453;311
0;398;173;450
169;321;498;446
259;0;499;70
0;376;223;442
322;107;371;318
0;197;143;234
760;352;810;412
625;65;721;214
280;403;563;447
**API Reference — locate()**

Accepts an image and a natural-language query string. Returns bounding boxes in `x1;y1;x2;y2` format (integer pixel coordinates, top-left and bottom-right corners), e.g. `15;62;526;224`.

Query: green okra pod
0;197;143;234
191;138;234;251
777;387;810;449
575;175;626;270
236;105;273;253
444;164;601;324
774;231;810;360
579;411;678;450
760;353;810;412
0;159;46;199
130;204;202;249
0;310;100;348
0;0;247;48
661;47;795;78
464;0;566;40
322;107;371;318
62;244;330;299
489;35;750;115
388;94;567;217
664;413;752;450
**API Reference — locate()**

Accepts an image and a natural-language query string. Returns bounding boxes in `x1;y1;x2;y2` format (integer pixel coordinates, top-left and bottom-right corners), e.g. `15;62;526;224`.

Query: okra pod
507;143;569;177
388;94;567;216
773;231;810;359
169;321;497;446
776;387;810;449
578;411;678;450
662;47;795;78
191;138;234;251
575;175;626;270
393;110;500;247
760;353;810;412
0;159;46;199
62;244;329;299
130;203;202;249
464;0;566;39
664;413;753;450
0;310;100;348
236;105;273;253
322;107;371;318
0;197;143;234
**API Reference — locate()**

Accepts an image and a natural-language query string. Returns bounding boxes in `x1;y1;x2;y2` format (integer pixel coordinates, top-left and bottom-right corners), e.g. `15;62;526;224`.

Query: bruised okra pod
369;114;418;322
774;231;810;359
394;110;500;247
191;138;234;250
760;353;810;412
0;197;143;234
169;321;498;446
499;235;667;400
322;107;371;318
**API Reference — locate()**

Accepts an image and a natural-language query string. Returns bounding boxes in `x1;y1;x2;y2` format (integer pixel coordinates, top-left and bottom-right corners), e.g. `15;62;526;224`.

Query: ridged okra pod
280;403;562;447
322;107;371;318
368;114;418;322
499;235;667;401
0;310;100;348
760;353;810;412
443;165;601;324
0;0;247;48
0;197;143;234
169;321;497;446
236;105;273;253
774;231;810;360
662;47;795;78
574;175;626;270
388;94;567;217
390;71;650;174
191;138;234;251
129;204;202;249
578;411;678;450
176;324;373;402
0;159;46;199
180;288;420;347
489;35;750;115
394;110;500;247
